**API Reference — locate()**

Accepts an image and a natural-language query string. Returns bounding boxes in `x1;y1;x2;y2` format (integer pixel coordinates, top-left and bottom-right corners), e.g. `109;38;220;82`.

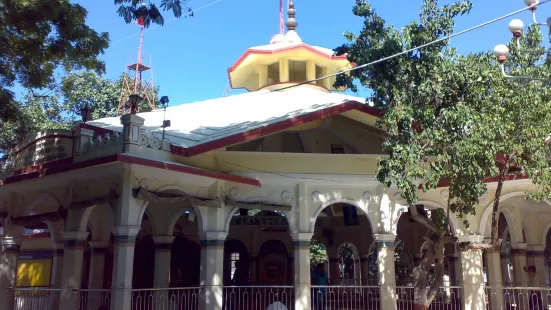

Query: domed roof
270;34;286;45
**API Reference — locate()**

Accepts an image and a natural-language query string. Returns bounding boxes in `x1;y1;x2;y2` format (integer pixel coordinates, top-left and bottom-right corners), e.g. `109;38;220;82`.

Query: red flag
135;17;145;27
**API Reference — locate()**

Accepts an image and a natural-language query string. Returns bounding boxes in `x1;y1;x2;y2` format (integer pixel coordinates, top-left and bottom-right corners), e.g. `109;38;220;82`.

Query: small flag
135;17;145;27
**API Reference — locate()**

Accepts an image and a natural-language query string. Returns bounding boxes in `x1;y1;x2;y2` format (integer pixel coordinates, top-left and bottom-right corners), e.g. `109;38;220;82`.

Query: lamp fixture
128;94;144;115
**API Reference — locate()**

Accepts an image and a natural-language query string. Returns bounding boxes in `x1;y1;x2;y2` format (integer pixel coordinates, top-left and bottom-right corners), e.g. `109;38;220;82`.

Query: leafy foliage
0;0;109;121
336;0;551;305
310;239;328;266
115;0;193;28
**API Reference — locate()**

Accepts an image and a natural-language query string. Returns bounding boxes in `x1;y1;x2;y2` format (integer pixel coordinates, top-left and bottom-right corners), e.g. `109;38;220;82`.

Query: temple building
1;2;551;310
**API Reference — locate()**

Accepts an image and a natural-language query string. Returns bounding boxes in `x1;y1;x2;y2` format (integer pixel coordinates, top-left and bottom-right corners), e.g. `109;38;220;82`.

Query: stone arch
478;191;525;243
169;205;204;236
155;185;206;234
310;198;375;234
24;192;61;216
391;200;459;236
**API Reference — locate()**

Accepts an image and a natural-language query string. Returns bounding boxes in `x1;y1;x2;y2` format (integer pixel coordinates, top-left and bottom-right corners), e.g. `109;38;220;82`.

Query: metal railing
502;287;551;310
395;286;462;310
11;287;60;310
76;289;111;310
311;285;379;310
131;287;201;310
223;286;294;310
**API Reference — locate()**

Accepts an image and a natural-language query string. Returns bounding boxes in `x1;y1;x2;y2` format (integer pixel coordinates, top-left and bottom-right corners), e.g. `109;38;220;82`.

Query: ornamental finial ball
493;44;509;63
524;0;539;8
508;19;524;37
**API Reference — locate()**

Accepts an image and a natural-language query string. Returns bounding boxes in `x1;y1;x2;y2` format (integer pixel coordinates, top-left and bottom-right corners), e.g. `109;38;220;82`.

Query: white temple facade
1;2;551;310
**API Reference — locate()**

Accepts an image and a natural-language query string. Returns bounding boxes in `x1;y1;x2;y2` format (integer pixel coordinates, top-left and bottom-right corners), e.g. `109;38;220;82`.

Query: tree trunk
490;153;514;246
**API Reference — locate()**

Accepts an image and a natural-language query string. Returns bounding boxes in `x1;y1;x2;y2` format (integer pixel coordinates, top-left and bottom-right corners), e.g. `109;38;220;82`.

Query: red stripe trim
171;101;381;157
12;157;73;175
1;154;260;187
117;154;261;187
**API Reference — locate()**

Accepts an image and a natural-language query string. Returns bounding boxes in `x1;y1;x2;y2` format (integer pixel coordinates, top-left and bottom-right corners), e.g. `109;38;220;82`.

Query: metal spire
286;0;297;31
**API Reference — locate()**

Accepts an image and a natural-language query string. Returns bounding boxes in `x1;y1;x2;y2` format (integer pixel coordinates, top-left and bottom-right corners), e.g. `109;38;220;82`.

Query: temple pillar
0;237;22;310
511;243;529;286
200;232;226;310
486;249;505;310
458;235;485;310
292;233;312;310
110;226;140;310
59;231;89;310
375;234;397;310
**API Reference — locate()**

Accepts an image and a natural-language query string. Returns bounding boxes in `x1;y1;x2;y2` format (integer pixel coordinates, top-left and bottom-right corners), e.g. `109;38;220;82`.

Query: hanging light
128;94;144;115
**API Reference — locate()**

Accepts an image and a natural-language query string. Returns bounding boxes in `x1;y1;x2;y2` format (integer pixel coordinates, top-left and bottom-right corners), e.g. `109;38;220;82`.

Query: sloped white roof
87;87;368;150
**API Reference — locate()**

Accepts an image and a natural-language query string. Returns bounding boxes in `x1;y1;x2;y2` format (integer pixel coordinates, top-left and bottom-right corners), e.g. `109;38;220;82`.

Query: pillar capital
62;231;89;249
291;232;313;242
112;226;140;246
1;236;22;253
200;231;227;241
512;242;528;250
152;235;175;250
374;234;396;249
526;245;544;252
457;234;484;244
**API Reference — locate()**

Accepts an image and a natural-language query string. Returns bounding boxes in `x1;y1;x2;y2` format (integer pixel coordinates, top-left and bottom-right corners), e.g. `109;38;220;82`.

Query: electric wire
269;1;551;92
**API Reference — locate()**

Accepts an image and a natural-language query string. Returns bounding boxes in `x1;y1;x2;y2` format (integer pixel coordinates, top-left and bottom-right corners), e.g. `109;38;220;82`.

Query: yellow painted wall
16;259;52;287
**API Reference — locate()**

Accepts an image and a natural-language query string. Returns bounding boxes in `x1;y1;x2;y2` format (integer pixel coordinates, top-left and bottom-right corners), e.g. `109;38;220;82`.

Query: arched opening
258;239;290;285
171;208;201;288
226;208;292;285
224;239;249;285
338;242;360;285
132;212;155;289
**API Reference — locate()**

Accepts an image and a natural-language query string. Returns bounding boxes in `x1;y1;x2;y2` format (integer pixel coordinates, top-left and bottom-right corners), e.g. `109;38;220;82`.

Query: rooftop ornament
128;94;144;115
493;0;551;82
80;104;93;122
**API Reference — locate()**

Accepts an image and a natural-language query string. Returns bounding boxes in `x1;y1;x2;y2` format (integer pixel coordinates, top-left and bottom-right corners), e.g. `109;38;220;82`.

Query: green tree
60;71;161;119
310;239;328;266
115;0;193;28
336;0;551;308
0;0;109;121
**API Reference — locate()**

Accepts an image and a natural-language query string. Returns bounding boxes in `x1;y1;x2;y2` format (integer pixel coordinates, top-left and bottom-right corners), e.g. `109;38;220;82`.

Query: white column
375;234;397;310
50;243;64;287
459;235;485;310
0;237;21;310
292;233;312;310
486;250;505;310
152;236;174;288
501;253;512;285
360;254;370;285
87;241;108;289
200;232;226;310
512;243;529;286
526;246;546;286
354;259;362;285
59;231;89;310
110;226;140;310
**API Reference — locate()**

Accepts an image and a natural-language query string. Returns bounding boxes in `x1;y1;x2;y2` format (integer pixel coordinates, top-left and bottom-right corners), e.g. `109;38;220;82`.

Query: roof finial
286;0;297;31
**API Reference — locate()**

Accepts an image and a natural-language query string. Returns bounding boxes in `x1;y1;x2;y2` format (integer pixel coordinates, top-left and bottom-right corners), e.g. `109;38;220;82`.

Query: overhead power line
270;0;551;92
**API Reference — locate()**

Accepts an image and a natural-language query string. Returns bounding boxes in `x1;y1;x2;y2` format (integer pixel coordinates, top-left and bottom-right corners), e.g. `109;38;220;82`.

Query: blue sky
38;0;550;104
